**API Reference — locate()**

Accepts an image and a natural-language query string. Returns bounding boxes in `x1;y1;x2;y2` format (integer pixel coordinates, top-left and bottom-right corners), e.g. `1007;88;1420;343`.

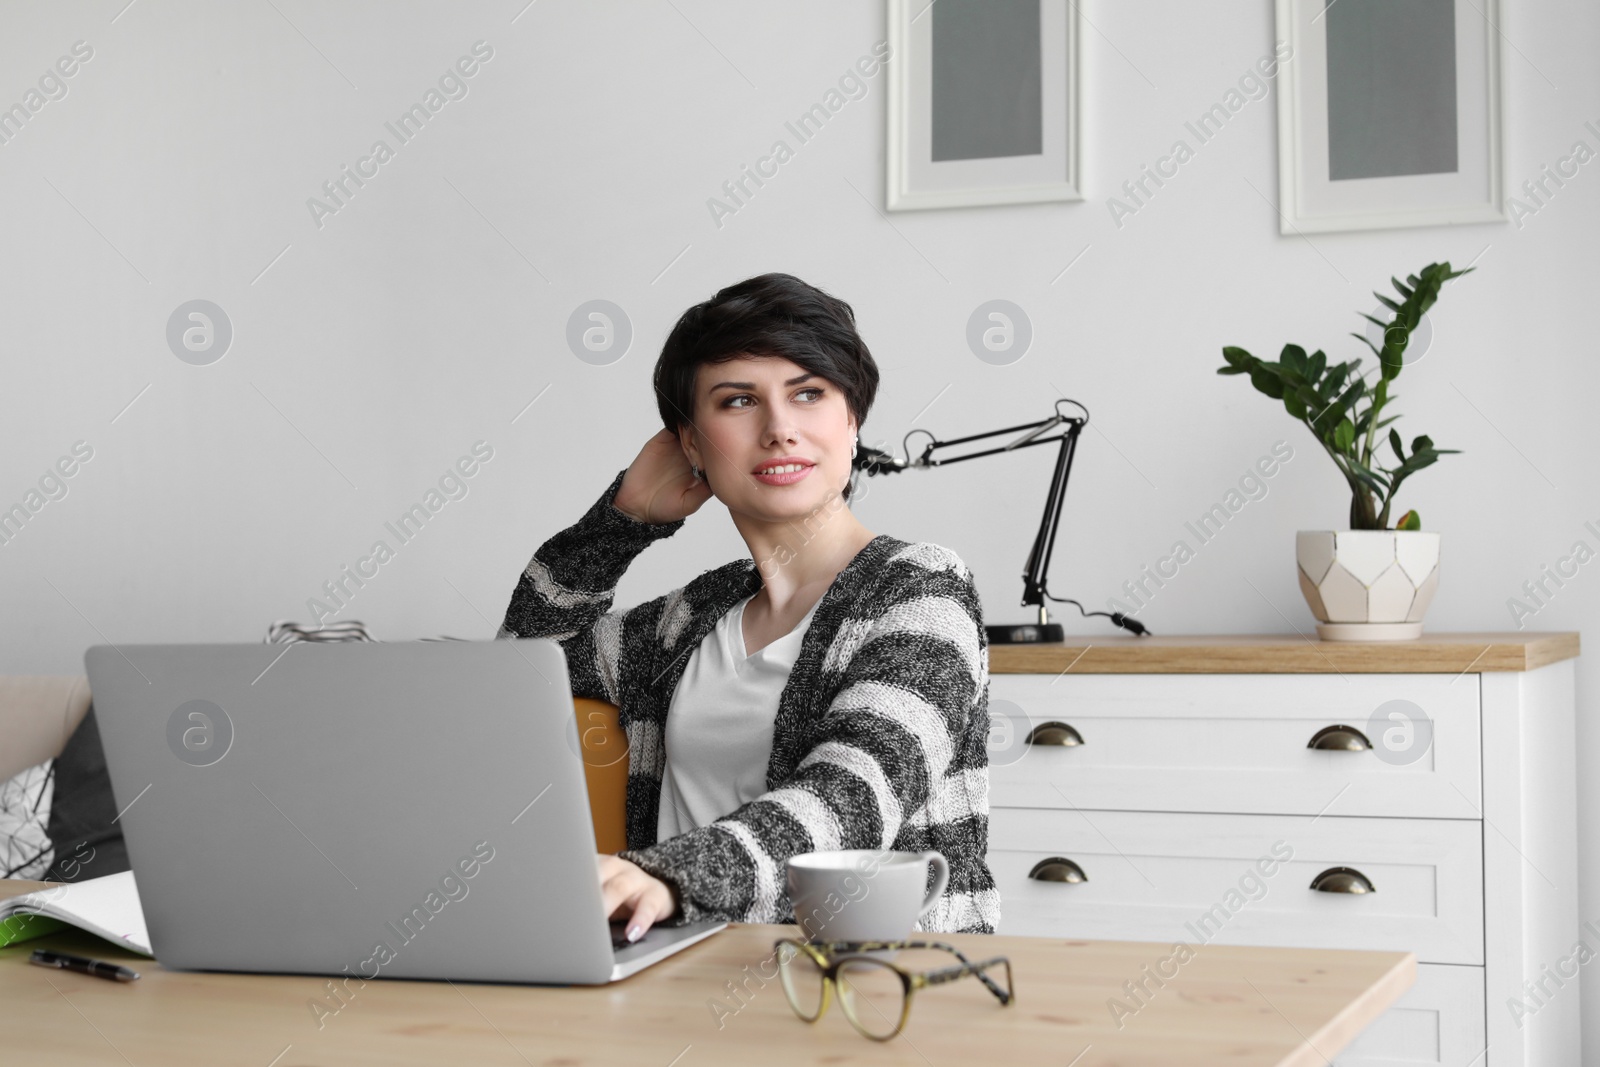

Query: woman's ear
677;427;699;469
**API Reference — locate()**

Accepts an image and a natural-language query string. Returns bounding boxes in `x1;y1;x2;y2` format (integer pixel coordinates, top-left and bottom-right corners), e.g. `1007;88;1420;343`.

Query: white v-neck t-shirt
656;592;822;841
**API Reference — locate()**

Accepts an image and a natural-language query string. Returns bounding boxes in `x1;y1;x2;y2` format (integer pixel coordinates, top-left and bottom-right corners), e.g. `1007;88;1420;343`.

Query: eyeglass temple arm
921;956;1013;1004
843;939;971;958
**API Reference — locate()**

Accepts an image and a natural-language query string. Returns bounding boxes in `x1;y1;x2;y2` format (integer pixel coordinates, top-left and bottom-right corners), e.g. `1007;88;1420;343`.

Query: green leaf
1313;378;1365;434
1280;344;1309;377
1390;444;1460;482
1334;418;1355;451
1389;428;1405;461
1349;331;1383;360
1250;366;1285;399
1307;349;1327;381
1380;339;1406;380
1221;346;1254;368
1287;384;1320;421
1321;361;1353;397
1355;399;1396;438
1345;457;1391;498
1375;294;1403;314
1396;509;1421;531
1390;453;1441;481
1411;434;1433;453
1391;277;1415;298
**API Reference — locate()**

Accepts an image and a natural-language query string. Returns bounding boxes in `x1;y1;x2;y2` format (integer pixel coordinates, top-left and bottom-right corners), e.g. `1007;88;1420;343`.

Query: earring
850;436;858;459
691;464;703;480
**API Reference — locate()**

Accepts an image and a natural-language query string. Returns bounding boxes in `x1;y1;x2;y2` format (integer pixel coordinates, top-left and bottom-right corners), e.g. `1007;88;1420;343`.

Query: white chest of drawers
986;632;1580;1066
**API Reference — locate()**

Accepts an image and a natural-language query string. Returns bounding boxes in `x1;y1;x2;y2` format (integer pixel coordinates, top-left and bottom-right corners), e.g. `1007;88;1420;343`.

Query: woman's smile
752;461;815;486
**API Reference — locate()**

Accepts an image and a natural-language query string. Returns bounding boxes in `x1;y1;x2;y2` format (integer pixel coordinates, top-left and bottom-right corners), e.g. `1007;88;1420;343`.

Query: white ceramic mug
786;849;950;944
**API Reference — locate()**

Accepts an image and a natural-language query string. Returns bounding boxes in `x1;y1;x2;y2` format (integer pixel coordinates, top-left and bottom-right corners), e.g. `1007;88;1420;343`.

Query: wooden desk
2;913;1412;1066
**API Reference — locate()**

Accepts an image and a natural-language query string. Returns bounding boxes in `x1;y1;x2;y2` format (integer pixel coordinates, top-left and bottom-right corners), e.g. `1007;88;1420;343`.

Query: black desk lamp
851;398;1150;644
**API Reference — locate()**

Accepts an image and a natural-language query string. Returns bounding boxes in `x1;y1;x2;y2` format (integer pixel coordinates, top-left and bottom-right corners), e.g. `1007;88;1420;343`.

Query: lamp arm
851;401;1150;638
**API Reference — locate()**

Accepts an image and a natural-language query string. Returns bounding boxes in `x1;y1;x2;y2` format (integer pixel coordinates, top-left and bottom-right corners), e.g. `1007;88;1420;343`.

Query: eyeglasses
773;938;1014;1041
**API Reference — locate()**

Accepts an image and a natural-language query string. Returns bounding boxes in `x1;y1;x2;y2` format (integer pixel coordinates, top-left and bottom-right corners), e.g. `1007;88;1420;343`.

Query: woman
497;273;999;942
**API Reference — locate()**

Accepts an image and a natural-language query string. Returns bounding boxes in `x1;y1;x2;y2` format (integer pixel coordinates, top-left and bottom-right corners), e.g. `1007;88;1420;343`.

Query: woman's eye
725;387;824;408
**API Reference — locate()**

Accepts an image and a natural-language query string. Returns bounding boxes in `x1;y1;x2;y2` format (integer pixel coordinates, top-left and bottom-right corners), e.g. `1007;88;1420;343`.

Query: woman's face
682;354;856;519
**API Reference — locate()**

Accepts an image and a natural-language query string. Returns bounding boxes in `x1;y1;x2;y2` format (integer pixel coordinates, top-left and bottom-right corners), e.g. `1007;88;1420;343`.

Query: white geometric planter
1296;530;1440;641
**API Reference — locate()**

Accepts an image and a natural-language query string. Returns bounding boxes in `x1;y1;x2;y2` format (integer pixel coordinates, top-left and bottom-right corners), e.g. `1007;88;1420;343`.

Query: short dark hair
653;273;879;500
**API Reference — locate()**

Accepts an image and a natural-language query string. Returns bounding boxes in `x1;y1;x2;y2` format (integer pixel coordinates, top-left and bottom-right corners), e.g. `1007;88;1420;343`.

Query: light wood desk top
989;630;1579;674
2;902;1413;1067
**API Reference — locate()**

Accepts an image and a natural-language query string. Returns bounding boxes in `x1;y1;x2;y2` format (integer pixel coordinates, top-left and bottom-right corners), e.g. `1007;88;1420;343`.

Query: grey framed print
887;0;1081;211
1275;0;1505;233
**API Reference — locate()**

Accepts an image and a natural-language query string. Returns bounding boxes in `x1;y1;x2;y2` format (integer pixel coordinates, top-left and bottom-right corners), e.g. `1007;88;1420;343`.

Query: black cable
1042;589;1152;636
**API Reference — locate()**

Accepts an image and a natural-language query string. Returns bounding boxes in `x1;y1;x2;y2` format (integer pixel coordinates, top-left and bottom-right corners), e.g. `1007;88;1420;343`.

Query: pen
29;949;141;982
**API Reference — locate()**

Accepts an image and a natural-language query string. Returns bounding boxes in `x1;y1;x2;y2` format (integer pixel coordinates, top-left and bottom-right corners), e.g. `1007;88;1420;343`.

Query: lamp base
986;622;1065;645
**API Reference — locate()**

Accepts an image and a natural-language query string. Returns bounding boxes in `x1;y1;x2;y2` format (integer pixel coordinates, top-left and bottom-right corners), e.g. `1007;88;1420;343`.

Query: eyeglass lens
777;941;826;1019
835;958;905;1039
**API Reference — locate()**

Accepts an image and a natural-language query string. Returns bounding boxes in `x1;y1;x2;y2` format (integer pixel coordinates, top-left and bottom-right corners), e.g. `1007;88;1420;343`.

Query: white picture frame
1274;0;1505;234
886;0;1081;211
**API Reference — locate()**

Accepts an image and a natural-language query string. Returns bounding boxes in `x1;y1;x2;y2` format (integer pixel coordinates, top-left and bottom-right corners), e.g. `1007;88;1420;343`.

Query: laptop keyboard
610;924;648;950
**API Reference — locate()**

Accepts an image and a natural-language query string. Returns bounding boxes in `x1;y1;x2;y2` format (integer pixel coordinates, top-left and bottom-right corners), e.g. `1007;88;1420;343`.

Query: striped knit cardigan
497;468;1000;934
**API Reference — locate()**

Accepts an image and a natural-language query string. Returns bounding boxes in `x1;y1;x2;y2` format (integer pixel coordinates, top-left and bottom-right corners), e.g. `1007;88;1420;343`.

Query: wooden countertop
990;631;1579;674
2;918;1413;1067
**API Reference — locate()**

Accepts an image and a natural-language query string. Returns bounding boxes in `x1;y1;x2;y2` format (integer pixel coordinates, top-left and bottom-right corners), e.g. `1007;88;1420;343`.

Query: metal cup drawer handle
1310;867;1376;894
1028;857;1087;883
1026;722;1084;746
1307;724;1372;751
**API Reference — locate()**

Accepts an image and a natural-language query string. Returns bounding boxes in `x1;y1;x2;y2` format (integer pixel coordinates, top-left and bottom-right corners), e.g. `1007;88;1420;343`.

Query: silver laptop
85;638;725;984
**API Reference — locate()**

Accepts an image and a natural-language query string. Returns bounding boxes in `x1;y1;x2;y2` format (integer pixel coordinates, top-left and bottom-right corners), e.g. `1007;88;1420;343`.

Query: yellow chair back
572;698;630;854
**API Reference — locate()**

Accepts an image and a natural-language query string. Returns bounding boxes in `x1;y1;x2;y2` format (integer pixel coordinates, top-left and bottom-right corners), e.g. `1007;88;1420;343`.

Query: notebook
0;870;152;955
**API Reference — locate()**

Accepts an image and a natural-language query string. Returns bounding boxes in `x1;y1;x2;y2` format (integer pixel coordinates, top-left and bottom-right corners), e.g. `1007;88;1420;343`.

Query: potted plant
1217;261;1471;641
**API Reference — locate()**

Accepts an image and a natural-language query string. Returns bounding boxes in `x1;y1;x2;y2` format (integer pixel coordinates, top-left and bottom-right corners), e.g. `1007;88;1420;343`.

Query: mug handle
917;852;950;917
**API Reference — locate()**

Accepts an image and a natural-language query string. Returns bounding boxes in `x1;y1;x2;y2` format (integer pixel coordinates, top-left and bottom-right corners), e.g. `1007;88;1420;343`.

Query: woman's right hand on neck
612;429;713;525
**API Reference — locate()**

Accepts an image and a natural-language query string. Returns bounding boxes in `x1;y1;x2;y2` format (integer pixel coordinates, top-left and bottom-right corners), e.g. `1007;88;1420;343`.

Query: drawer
1335;964;1485;1066
989;808;1483;965
987;673;1481;818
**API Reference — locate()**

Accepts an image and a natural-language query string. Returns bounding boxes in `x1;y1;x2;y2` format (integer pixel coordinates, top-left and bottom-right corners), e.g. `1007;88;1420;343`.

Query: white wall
3;0;1596;1051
